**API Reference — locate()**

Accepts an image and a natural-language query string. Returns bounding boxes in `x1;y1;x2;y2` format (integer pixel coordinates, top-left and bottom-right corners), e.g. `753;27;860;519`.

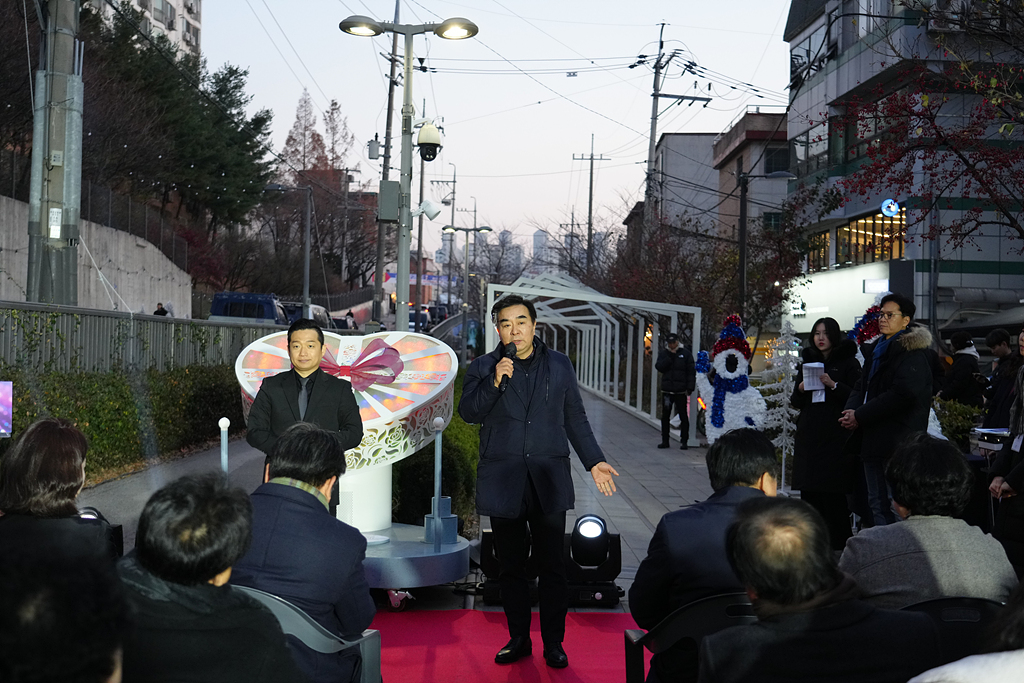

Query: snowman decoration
696;314;767;444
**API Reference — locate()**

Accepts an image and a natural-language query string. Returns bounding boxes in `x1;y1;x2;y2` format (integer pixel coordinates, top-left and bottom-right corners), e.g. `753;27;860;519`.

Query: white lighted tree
759;320;801;492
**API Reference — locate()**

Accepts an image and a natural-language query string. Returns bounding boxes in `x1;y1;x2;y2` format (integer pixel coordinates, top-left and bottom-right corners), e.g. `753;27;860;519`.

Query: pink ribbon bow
320;339;405;391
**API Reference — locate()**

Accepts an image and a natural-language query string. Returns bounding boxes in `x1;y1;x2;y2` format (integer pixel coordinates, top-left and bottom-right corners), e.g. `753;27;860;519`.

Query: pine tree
759;320;801;492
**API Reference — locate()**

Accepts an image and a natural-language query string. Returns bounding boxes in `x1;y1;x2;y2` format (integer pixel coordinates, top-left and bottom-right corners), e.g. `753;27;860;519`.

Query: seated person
840;432;1017;609
630;428;778;683
0;417;119;559
0;551;129;683
118;472;303;683
231;423;376;683
910;581;1024;682
699;497;942;683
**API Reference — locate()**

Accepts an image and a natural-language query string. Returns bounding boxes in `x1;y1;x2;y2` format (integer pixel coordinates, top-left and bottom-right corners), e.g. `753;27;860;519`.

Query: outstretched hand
591;462;620;496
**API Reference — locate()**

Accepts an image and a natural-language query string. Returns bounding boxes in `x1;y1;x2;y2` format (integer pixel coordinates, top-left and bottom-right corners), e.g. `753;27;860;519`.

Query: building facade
782;0;1024;336
89;0;202;56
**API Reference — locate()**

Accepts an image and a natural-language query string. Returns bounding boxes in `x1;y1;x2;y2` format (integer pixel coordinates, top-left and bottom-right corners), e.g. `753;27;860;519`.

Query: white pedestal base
336;464;392;532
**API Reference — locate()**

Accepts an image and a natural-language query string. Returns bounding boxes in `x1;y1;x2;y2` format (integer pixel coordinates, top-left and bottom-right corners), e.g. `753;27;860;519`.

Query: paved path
79;388;715;614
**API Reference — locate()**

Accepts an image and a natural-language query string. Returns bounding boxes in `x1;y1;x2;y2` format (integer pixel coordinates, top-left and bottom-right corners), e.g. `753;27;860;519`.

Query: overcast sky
202;0;793;255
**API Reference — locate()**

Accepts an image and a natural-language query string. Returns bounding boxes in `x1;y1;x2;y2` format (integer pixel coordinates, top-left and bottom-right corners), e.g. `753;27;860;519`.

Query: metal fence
0;150;189;272
0;300;285;373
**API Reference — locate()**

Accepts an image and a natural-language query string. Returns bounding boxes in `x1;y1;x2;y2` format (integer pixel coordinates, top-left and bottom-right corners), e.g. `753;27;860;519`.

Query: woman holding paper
791;317;862;550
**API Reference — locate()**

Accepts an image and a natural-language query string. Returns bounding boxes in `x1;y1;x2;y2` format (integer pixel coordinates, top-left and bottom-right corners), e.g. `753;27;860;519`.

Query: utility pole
371;0;402;324
430;164;456;307
641;25;711;245
572;134;609;277
414;101;426;332
27;0;84;305
559;209;579;278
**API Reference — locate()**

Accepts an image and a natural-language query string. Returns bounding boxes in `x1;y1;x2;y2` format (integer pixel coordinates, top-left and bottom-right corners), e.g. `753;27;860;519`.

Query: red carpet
370;609;651;683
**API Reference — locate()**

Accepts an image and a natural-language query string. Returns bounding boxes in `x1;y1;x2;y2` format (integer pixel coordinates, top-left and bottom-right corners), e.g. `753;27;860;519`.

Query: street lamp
443;223;492;366
265;183;313;319
737;170;796;320
341;14;478;331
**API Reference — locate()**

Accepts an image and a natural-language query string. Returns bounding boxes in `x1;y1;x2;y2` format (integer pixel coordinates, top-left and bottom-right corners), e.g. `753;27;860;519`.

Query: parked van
281;301;334;329
208;293;289;326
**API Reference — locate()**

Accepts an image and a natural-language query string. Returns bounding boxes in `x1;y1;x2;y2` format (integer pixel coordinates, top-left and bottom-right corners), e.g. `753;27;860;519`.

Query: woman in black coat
990;327;1024;577
791;317;862;550
939;330;985;408
0;418;118;560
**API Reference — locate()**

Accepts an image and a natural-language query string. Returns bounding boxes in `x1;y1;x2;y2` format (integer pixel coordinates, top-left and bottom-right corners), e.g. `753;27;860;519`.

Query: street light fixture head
477;225;493;234
339;15;383;36
442;225;458;234
435;17;479;40
764;171;797;180
412;200;442;221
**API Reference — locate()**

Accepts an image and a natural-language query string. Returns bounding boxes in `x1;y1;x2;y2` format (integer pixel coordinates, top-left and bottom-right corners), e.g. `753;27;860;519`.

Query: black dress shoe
495;636;532;664
657;442;670;449
680;443;689;450
544;643;568;668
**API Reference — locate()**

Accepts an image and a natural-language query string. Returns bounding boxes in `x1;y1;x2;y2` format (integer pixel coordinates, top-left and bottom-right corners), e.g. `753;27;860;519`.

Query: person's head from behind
267;423;346;491
949;331;974;352
986;329;1012;358
0;417;88;518
727;497;841;605
886;432;972;519
705;428;778;495
135;472;251;587
0;552;129;683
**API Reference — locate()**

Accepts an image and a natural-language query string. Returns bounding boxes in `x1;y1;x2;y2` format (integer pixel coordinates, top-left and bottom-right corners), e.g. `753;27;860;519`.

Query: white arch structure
485;274;702;447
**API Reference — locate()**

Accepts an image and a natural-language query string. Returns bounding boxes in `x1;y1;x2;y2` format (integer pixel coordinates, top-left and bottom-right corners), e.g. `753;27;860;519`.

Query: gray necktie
298;377;309;420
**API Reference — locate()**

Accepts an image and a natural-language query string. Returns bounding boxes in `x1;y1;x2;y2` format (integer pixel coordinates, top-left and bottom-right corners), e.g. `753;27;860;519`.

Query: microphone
498;342;516;392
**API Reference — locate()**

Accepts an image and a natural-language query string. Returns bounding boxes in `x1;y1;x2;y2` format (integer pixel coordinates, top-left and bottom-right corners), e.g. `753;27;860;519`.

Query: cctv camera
417;123;442;162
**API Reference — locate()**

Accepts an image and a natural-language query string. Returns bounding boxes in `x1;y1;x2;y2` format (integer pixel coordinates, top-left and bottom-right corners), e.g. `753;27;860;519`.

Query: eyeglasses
878;311;904;320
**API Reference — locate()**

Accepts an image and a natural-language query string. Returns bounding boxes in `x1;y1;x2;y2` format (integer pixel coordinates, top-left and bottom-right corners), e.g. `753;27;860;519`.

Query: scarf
868;330;901;386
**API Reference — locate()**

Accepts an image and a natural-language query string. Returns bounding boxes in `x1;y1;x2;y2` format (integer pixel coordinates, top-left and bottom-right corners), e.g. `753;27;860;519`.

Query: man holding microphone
459;294;619;670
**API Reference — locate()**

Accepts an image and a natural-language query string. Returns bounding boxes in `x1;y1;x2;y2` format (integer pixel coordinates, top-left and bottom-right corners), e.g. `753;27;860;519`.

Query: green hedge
392;369;479;528
0;364;244;472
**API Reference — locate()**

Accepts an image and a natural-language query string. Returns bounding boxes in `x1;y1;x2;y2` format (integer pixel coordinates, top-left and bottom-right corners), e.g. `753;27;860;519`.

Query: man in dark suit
459;295;619;669
231;423;376;683
698;497;941;683
629;428;778;683
247;318;363;482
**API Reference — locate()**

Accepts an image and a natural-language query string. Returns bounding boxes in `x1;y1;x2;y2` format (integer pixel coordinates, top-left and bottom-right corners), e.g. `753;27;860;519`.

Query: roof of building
784;0;828;42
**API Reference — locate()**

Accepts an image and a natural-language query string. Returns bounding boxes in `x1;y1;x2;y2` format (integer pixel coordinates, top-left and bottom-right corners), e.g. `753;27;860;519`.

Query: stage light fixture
571;514;610;567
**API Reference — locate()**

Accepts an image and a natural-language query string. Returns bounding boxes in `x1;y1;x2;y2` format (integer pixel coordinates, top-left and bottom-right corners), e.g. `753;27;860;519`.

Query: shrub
933;397;982;451
392;369;479;529
0;364;244;474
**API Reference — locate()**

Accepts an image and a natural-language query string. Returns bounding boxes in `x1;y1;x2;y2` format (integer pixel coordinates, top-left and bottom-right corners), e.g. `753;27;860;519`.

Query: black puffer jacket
656;346;696;394
941;350;984;408
459;337;604;518
790;339;862;492
845;325;934;463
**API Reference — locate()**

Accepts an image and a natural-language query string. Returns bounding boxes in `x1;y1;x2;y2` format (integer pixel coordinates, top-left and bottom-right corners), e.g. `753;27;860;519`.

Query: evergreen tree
759;320;801;492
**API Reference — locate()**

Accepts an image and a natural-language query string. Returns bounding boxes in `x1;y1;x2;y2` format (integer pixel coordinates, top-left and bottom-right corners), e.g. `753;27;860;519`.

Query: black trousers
661;393;689;444
800;490;852;551
489;477;568;646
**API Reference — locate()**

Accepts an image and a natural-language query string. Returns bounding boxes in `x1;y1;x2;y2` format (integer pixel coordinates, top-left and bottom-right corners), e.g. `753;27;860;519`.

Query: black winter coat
790;339;862;492
985;352;1023;428
844;325;934;463
459;337;604;518
656;346;696;394
941;351;984;408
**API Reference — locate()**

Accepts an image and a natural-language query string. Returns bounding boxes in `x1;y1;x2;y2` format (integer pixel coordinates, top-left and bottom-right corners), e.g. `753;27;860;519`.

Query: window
764;147;789;174
807;230;830;272
790;123;829;177
763;212;783;231
836;209;905;266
